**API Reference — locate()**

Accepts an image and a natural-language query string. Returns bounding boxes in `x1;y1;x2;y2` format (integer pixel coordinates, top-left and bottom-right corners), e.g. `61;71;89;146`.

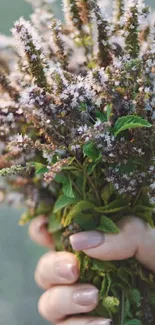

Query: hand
29;215;155;325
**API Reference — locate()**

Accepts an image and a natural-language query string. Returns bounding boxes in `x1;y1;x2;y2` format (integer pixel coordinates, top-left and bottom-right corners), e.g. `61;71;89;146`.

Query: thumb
70;217;143;261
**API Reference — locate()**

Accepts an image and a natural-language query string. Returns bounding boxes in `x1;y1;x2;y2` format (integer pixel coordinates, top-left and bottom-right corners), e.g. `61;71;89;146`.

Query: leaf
36;167;49;175
97;215;120;234
95;105;112;122
48;214;63;233
62;176;75;198
106;104;112;121
19;211;34;225
87;157;102;175
117;267;133;288
34;162;48;175
128;289;141;306
55;172;68;184
149;293;155;306
74;213;97;230
102;296;120;309
124;299;132;318
124;319;142;325
92;259;116;273
83;142;100;161
55;173;75;198
95;199;129;214
112;115;152;136
63;200;95;227
133;208;154;228
53;195;78;213
100;274;112;298
95;110;107;122
101;183;115;205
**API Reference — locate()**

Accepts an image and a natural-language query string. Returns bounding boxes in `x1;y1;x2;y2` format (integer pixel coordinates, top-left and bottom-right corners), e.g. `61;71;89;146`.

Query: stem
121;289;125;325
133;188;141;207
72;179;83;196
83;169;101;205
74;157;101;205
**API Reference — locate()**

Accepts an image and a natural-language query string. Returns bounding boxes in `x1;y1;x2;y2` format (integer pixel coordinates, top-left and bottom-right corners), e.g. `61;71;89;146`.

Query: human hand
29;215;155;324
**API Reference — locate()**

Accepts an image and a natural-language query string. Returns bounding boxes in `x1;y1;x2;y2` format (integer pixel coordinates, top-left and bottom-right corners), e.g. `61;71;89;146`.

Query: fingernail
70;231;104;251
35;216;48;232
56;261;78;280
88;320;112;325
73;287;99;306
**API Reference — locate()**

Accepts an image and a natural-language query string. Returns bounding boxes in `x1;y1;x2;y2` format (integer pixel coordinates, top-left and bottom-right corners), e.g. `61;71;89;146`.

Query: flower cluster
1;0;155;323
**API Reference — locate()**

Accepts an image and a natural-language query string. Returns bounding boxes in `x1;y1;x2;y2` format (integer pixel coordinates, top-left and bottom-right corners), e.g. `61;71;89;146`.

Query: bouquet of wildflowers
1;0;155;323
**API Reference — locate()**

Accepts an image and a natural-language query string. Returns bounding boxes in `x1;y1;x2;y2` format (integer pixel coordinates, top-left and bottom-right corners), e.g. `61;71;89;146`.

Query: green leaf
74;213;97;230
149;293;155;306
55;172;68;184
83;142;100;161
106;104;112;121
36;167;49;175
48;214;63;233
63;200;95;227
112;115;152;136
34;162;48;175
128;289;141;306
53;195;78;213
19;211;34;225
100;274;112;298
87;157;102;175
62;177;75;198
101;183;115;205
92;259;116;273
95;199;130;214
124;319;142;325
97;215;120;233
95;110;107;122
133;206;154;227
102;296;120;309
117;267;133;288
55;173;75;198
95;105;112;122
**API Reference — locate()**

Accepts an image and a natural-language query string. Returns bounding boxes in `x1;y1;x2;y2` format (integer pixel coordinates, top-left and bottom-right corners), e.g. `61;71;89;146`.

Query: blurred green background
0;0;155;325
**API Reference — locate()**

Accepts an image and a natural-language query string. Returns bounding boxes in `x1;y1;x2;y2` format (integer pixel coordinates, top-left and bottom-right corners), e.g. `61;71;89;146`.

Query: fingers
28;215;54;249
38;284;99;323
57;317;112;325
35;251;79;289
70;216;145;261
135;223;155;272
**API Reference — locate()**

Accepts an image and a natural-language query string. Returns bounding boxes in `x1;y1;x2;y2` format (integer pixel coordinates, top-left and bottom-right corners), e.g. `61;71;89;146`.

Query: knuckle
34;253;51;288
38;288;63;323
38;293;50;320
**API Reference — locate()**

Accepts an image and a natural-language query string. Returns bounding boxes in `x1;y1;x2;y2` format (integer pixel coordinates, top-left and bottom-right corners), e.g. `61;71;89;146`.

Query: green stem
72;179;83;197
133;188;142;207
121;289;125;325
83;169;101;205
74;157;101;205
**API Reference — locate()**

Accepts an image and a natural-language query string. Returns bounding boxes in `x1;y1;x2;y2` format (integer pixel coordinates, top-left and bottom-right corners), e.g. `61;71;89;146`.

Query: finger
38;284;99;323
28;215;54;249
70;216;145;261
35;251;79;289
57;316;112;325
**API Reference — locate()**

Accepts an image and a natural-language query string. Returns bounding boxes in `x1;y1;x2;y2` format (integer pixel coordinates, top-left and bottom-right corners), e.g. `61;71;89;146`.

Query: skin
29;215;155;325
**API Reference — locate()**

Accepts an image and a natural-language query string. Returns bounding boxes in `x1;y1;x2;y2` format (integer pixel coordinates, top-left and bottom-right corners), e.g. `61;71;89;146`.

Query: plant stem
83;169;101;205
74;157;101;204
72;179;83;196
121;289;125;325
133;188;141;207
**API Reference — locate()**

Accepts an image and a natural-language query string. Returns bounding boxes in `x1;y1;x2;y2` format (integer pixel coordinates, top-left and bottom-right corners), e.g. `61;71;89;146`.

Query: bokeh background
0;0;155;324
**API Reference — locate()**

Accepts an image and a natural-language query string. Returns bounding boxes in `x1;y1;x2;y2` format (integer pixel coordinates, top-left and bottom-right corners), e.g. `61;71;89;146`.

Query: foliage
0;0;155;323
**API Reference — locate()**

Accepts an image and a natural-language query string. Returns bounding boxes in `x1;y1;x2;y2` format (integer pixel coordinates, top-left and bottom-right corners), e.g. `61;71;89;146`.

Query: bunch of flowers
1;0;155;323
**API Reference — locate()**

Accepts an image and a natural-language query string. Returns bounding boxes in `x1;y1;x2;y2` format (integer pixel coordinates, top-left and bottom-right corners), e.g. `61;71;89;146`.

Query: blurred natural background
0;0;155;324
